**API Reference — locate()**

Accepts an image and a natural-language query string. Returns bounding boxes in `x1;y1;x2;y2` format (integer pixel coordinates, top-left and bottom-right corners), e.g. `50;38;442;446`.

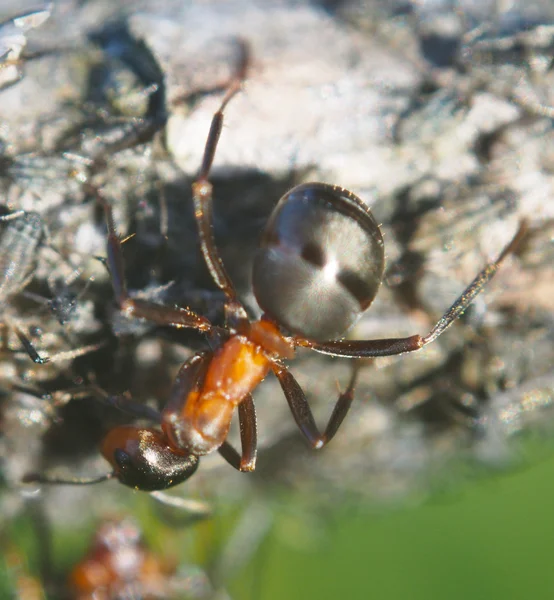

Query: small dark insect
25;55;527;493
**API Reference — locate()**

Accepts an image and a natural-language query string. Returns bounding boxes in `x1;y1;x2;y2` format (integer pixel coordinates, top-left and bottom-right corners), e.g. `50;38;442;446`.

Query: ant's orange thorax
170;319;295;455
200;318;294;408
201;335;271;407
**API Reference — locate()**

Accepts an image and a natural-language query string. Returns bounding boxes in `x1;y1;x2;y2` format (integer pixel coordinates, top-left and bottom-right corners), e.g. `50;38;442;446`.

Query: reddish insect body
70;518;176;600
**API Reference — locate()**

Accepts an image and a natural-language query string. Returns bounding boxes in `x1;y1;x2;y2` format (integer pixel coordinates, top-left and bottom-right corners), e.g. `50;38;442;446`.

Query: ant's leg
238;394;257;471
191;41;250;328
172;39;249;109
93;188;211;333
302;221;528;358
217;393;257;472
271;361;360;449
217;442;242;470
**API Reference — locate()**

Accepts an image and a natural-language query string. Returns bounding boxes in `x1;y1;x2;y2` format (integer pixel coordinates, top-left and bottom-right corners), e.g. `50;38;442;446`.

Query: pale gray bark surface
0;0;551;531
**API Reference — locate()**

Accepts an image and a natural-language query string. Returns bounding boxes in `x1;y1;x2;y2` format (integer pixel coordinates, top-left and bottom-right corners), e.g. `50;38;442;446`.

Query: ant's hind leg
271;360;361;449
237;394;257;471
217;394;258;472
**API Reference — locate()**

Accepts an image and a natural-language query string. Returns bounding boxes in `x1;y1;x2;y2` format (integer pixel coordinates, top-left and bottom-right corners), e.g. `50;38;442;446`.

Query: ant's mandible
25;44;527;493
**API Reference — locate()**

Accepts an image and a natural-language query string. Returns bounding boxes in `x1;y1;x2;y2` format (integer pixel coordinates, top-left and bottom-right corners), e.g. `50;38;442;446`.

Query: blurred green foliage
233;449;554;600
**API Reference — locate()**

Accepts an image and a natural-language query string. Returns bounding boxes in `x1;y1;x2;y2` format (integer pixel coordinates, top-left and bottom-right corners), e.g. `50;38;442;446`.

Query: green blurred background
240;449;554;600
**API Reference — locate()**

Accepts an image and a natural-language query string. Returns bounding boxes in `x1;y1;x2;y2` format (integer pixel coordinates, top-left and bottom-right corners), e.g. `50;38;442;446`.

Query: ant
24;51;527;494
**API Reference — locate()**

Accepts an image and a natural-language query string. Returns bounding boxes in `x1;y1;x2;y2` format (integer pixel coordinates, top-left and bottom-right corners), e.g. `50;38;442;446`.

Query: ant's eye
252;183;385;341
113;449;132;470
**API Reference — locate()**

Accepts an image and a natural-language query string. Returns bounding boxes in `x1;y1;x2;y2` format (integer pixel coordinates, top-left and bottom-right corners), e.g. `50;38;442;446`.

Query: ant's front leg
94;188;212;333
271;360;360;449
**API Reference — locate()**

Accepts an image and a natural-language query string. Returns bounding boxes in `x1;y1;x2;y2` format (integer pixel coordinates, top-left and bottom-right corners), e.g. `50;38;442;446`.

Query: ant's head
101;426;200;491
